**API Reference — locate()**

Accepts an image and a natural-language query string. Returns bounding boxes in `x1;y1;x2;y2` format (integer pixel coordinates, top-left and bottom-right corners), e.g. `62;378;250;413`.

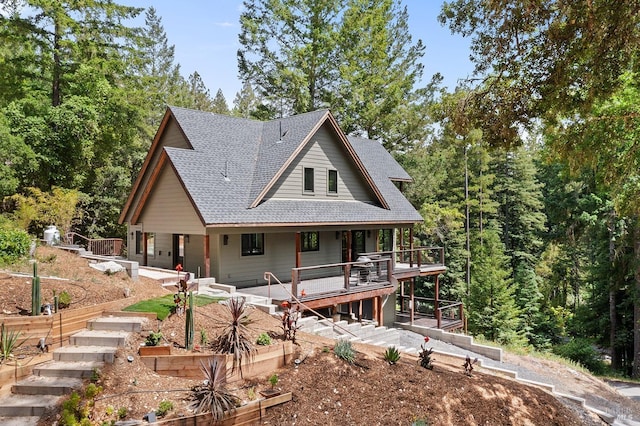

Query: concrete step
11;376;82;396
0;416;40;426
33;360;104;379
69;330;128;347
0;394;61;417
87;316;147;332
312;326;335;338
53;345;118;363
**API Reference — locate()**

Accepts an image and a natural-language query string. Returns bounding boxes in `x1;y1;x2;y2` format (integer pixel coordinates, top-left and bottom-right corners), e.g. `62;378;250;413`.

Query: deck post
436;308;441;329
291;269;298;299
410;278;415;325
295;232;301;268
204;234;210;277
347;231;353;262
434;275;439;319
409;228;414;267
372;297;379;325
344;263;351;290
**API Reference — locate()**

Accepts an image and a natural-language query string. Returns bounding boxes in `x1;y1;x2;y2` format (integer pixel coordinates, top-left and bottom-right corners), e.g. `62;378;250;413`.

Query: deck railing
398;295;464;329
361;246;445;270
64;232;123;257
291;257;393;300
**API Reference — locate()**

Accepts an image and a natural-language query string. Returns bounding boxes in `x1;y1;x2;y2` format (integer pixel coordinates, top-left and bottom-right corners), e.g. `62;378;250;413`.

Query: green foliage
123;294;221;321
256;333;272;346
0;227;31;265
333;339;355;364
85;383;102;399
210;297;255;377
7;187;80;236
383;346;401;365
156;400;174;417
60;391;91;425
552;338;606;375
0;323;25;364
58;290;72;309
269;373;278;388
145;331;163;347
117;407;127;419
200;328;208;345
188;358;239;419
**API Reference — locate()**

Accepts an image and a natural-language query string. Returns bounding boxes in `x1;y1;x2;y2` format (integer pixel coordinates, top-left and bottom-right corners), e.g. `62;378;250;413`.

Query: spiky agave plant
210;297;255;377
188;358;239;420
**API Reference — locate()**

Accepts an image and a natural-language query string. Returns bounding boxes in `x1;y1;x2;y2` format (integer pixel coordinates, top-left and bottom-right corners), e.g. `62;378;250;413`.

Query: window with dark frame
146;232;155;257
241;233;264;256
301;231;319;252
135;231;142;255
328;169;338;194
304;167;314;192
379;229;393;251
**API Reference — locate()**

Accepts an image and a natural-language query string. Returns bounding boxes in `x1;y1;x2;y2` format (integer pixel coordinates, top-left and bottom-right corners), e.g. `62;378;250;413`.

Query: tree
238;0;340;115
232;82;259;118
211;89;230;114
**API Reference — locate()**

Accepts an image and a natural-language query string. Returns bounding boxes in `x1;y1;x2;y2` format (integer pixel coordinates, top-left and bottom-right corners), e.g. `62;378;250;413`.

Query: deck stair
297;316;406;350
0;315;147;425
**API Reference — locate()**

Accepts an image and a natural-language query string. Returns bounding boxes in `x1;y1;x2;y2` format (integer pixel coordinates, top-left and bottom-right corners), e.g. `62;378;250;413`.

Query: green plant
552;338;606;374
85;383;102;399
117;407;127;419
200;328;208;345
0;323;25;364
418;340;434;370
334;339;355;364
60;391;91;425
256;332;272;346
463;355;478;376
156;400;174;417
90;367;101;383
247;386;256;400
383;346;401;365
188;358;239;420
145;330;163;347
0;228;31;265
269;373;278;388
105;405;114;416
58;290;72;309
210;297;255;376
124;294;222;321
411;418;429;426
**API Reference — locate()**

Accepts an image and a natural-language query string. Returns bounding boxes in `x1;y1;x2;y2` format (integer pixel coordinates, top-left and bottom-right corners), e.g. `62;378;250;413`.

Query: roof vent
278;121;288;143
221;160;231;182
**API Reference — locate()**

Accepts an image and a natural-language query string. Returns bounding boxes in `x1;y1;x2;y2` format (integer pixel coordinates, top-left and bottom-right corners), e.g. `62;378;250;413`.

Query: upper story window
301;231;319;252
328;169;338;194
242;233;264;256
303;167;314;193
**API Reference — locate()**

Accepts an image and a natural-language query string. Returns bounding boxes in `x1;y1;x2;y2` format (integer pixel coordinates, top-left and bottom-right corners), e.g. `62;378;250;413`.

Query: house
119;107;460;329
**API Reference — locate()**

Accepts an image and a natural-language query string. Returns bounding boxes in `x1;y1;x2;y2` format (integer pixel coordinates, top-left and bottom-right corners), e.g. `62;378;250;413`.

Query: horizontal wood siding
184;234;206;278
145;232;174;269
140;166;204;235
266;124;376;202
124;118;189;225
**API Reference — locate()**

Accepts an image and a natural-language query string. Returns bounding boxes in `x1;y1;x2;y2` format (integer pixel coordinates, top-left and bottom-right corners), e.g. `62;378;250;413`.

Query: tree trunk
609;214;621;370
52;19;61;107
632;225;640;379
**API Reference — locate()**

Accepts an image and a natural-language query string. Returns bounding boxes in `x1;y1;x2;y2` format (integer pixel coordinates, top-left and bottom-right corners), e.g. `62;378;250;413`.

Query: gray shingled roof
164;106;422;226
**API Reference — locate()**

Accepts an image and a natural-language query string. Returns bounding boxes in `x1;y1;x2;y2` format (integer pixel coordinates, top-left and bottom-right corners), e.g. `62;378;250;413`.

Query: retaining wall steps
0;315;145;423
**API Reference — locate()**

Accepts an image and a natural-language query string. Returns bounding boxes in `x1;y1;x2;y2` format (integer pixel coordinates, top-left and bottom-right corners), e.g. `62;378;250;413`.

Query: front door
172;234;185;268
341;230;366;263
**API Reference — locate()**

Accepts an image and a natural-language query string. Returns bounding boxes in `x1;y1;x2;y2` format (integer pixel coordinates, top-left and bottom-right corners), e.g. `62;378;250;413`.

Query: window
303;167;314;192
146;232;155;257
135;231;142;255
301;232;319;252
328;169;338;194
242;233;264;256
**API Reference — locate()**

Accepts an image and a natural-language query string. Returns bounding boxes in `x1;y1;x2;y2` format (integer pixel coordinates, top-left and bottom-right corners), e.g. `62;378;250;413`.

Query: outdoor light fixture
223;235;229;245
335;231;340;240
185;234;190;243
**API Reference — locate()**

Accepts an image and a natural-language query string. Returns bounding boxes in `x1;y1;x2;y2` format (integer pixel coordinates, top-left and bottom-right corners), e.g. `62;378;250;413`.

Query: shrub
200;328;208;345
210;297;255;376
256;332;272;346
384;346;401;365
145;331;163;347
85;383;102;399
58;290;72;309
0;228;31;265
156;400;174;417
188;358;239;420
0;323;25;364
418;344;434;370
552;338;605;374
117;407;127;419
269;373;278;388
334;339;355;364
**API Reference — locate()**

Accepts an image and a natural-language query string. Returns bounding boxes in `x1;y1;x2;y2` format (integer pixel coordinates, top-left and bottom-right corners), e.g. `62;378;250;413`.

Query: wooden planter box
139;341;294;382
153;392;292;426
139;345;171;356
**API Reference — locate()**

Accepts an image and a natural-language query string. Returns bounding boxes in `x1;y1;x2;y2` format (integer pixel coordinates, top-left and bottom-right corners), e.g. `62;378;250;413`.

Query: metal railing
64;232;123;257
291;257;393;300
361;246;445;270
398;294;464;329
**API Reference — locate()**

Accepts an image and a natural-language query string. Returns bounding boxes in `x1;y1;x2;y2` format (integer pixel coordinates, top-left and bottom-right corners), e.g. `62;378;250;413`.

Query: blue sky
124;1;474;102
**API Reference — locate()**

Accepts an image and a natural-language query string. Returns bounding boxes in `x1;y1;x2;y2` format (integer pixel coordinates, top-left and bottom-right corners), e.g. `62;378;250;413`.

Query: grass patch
123;294;224;320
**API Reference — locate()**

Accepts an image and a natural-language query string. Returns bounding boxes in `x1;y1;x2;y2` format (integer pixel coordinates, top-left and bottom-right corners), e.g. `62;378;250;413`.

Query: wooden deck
395;313;464;332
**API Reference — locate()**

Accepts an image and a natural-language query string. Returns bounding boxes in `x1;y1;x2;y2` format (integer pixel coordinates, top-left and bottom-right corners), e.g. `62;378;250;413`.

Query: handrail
64;232;123;257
